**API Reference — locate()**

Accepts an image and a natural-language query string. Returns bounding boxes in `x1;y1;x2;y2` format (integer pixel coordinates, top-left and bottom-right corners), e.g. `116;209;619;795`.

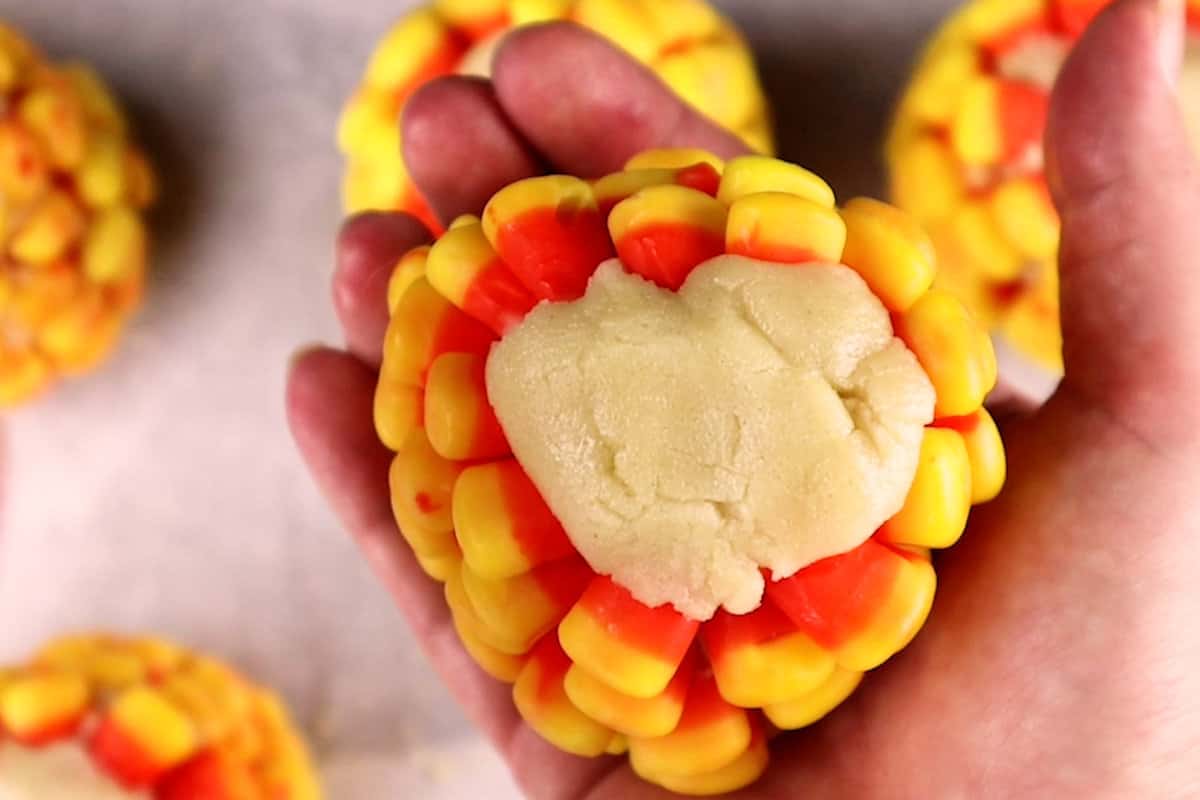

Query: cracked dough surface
0;744;146;800
487;256;935;620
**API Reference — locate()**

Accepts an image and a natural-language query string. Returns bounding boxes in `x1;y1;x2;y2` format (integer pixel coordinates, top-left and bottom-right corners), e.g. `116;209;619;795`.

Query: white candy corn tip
487;255;935;620
458;29;506;78
1182;36;1200;154
0;743;147;800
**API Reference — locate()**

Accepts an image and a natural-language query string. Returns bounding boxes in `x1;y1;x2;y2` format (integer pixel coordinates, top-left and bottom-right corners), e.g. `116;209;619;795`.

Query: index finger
491;22;753;177
333;212;431;368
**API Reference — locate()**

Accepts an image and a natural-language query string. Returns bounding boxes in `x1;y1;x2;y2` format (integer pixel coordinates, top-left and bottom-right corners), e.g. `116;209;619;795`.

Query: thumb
1045;0;1200;441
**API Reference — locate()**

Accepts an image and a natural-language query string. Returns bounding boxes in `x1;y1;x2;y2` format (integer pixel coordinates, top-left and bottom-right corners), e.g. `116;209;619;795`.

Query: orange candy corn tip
0;634;320;799
609;184;728;290
375;147;1004;795
0;25;154;407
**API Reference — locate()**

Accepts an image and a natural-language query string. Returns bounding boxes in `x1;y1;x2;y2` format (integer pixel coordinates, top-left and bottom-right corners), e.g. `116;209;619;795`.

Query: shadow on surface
721;3;949;201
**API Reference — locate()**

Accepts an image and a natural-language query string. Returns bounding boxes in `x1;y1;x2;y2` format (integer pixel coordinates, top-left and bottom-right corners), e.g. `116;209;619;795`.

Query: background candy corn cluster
0;634;320;799
375;149;1006;794
0;23;154;407
888;0;1200;375
338;0;774;225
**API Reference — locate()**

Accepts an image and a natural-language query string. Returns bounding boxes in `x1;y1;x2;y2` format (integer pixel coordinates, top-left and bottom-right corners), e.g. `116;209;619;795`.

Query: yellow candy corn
879;428;973;549
763;668;864;730
717;155;835;207
840;197;937;312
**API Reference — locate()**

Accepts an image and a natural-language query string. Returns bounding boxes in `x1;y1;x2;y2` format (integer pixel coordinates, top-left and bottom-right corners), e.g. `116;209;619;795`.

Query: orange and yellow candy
338;0;773;224
0;633;321;798
888;0;1200;377
374;149;1006;795
0;24;155;407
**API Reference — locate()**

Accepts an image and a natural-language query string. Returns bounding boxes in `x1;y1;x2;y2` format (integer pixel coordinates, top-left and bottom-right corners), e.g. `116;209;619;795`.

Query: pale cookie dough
0;744;147;800
487;256;935;620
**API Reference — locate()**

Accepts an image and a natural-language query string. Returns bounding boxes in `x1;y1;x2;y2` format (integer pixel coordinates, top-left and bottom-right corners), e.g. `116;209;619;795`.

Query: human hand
288;3;1200;796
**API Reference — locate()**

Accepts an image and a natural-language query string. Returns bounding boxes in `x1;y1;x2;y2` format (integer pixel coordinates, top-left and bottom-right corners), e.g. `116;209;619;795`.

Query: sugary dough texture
0;745;145;800
487;255;935;620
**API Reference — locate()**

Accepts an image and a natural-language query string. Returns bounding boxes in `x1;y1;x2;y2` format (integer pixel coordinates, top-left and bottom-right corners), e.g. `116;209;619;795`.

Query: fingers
492;23;751;177
286;348;400;561
285;348;524;747
1045;0;1200;439
334;213;430;367
403;77;543;225
506;726;622;800
399;23;754;224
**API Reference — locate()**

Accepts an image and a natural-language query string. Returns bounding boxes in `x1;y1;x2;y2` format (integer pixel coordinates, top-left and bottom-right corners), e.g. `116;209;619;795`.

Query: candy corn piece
700;600;835;708
374;149;1005;795
337;0;775;218
558;576;700;699
0;634;320;799
888;0;1200;382
0;25;155;406
459;556;592;654
512;637;615;757
627;669;765;794
767;539;938;672
481;176;615;301
763;667;864;730
563;655;691;738
453;460;578;580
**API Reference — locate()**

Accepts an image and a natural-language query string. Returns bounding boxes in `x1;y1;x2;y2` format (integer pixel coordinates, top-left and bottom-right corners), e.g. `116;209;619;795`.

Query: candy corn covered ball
338;0;773;225
887;0;1200;383
0;634;320;799
374;148;1006;794
0;24;155;407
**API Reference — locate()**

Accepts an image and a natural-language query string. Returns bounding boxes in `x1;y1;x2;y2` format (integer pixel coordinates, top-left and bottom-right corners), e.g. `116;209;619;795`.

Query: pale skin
286;1;1200;796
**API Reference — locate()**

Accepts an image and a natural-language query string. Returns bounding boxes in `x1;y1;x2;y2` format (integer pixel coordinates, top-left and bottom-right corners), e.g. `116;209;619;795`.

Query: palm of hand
289;4;1200;798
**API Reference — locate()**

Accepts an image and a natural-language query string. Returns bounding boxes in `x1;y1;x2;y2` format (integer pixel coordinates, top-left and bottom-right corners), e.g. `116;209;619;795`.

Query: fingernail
1158;0;1185;89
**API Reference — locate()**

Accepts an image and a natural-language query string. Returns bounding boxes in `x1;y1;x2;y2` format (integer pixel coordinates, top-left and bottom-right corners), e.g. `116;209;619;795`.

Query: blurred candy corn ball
0;634;320;799
338;0;773;227
374;148;1006;794
888;0;1200;396
0;24;155;408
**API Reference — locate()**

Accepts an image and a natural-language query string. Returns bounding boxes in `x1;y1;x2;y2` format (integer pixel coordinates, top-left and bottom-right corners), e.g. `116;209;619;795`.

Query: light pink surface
0;0;954;795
